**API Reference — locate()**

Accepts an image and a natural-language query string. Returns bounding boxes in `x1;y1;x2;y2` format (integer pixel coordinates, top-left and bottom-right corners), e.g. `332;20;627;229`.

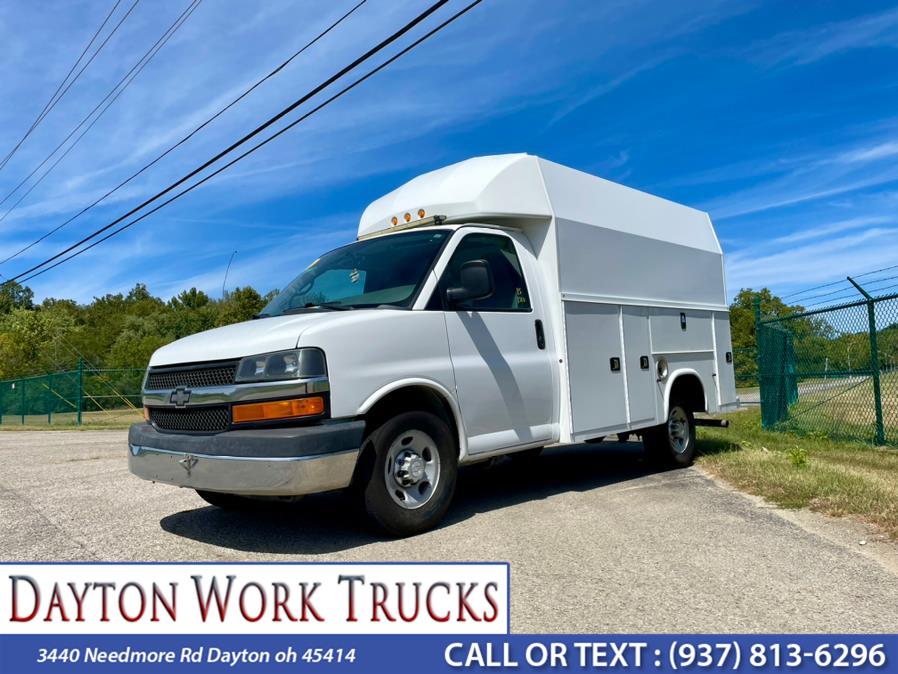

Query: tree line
0;281;275;380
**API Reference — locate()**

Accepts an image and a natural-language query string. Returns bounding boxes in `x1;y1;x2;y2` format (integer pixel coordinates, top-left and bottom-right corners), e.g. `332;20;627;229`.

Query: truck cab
129;154;737;535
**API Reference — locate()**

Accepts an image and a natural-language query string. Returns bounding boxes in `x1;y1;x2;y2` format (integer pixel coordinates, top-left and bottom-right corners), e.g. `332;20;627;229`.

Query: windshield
260;229;450;315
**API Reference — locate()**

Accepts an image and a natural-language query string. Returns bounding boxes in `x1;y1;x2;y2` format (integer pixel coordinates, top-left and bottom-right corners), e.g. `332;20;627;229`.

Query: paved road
738;376;869;404
2;430;897;632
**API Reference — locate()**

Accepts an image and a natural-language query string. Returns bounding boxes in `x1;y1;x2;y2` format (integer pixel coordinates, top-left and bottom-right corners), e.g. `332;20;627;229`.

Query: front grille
146;363;237;390
149;406;229;433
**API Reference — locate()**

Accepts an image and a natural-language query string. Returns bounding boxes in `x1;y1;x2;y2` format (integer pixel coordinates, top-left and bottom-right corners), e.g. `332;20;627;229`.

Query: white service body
130;154;736;506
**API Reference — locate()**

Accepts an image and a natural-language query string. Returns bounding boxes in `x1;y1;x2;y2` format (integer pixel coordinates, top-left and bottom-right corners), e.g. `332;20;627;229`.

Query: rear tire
643;401;696;467
358;411;457;537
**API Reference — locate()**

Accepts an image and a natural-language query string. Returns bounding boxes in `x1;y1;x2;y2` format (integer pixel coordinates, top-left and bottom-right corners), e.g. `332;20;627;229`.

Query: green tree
729;288;808;386
0;281;34;314
0;307;75;379
0;281;280;376
216;287;265;326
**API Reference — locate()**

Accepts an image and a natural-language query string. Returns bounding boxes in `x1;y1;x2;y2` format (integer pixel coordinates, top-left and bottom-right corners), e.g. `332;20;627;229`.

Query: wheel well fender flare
663;369;707;418
357;378;467;457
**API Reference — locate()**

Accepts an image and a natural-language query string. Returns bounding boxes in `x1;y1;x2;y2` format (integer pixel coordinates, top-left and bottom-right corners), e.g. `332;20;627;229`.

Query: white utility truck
129;154;737;535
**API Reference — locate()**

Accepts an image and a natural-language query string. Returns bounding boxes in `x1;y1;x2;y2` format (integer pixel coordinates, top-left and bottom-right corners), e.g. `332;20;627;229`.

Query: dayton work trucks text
129;154;737;535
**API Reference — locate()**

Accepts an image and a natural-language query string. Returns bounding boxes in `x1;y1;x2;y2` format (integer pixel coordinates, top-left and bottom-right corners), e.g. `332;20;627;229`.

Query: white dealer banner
0;563;508;635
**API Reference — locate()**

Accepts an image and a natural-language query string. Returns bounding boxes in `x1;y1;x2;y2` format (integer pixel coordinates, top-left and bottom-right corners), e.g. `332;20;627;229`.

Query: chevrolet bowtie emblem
179;455;198;475
170;387;191;407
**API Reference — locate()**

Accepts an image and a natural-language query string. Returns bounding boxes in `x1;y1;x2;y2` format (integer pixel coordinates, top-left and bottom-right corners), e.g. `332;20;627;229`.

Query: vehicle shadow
158;440;670;554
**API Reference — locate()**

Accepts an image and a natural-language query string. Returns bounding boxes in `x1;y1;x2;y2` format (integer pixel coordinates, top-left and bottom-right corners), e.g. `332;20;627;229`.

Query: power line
0;0;202;227
0;1;202;226
0;0;192;215
15;0;484;284
0;0;123;172
9;0;459;283
0;0;366;266
0;0;138;173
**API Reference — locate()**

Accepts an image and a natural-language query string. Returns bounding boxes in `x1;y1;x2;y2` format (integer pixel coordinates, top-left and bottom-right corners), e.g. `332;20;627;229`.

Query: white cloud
702;135;898;220
725;227;898;296
749;6;898;66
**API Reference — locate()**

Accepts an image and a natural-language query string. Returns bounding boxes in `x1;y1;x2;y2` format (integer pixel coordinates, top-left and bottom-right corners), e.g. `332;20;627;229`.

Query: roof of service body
357;154;720;256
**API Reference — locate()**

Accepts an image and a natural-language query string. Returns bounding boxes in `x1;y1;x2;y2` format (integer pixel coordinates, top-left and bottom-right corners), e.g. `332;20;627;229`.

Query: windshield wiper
279;302;353;315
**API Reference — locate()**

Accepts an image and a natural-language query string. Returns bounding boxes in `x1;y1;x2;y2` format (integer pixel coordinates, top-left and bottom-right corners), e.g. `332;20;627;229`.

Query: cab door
435;231;554;455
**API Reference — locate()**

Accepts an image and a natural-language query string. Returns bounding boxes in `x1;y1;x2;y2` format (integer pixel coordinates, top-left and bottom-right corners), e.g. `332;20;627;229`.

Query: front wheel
643;401;696;467
358;411;458;536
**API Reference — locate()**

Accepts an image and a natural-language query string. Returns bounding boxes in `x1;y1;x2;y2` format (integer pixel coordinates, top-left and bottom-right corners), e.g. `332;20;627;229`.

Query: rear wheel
643;401;696;467
358;411;457;536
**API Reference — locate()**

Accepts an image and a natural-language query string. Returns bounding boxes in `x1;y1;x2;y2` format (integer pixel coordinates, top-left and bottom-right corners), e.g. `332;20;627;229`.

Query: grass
0;408;142;430
698;408;898;540
775;369;898;444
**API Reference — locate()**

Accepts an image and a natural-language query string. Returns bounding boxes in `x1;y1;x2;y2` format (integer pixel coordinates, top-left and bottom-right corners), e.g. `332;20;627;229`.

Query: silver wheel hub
384;429;441;510
668;406;690;454
395;451;426;486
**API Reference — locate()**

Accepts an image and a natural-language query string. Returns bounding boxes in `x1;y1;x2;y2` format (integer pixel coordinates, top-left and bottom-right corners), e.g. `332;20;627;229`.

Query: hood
149;313;334;366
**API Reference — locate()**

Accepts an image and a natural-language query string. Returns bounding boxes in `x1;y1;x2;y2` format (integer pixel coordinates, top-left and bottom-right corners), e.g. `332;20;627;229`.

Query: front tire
643;401;696;467
359;411;457;536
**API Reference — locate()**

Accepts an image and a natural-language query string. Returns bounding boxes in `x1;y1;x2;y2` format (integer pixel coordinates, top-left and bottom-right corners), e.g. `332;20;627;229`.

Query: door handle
534;319;546;350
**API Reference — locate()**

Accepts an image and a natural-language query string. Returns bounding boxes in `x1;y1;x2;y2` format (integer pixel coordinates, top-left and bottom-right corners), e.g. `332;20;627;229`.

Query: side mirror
446;259;494;307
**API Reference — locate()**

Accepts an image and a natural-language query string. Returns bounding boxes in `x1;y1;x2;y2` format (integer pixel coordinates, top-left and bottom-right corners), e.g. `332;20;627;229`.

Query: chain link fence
756;290;898;446
0;362;145;426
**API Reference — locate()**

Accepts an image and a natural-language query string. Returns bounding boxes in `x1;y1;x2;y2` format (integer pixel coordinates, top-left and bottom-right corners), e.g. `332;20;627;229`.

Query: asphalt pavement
2;430;897;632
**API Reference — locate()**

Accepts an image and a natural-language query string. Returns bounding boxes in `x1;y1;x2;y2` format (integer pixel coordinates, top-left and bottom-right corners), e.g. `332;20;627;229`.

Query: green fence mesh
757;292;898;446
0;364;145;426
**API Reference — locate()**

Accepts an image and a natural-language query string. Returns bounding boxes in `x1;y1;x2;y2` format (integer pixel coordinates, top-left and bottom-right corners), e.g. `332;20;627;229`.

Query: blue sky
1;0;897;304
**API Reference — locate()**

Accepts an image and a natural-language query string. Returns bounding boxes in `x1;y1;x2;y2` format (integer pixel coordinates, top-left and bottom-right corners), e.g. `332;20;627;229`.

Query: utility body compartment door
622;306;656;427
564;301;627;437
713;312;737;407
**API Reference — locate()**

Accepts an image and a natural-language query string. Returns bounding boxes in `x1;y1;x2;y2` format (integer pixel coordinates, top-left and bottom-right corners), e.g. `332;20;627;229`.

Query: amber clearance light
232;397;325;424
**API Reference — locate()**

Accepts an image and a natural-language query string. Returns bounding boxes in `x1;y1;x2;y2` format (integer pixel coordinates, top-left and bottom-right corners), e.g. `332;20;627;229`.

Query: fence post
754;295;764;425
21;378;25;425
46;374;52;425
848;277;885;445
76;358;84;426
869;305;885;445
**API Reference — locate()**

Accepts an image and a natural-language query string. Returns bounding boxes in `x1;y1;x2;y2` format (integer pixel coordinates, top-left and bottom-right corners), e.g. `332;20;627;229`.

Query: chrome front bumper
128;421;364;496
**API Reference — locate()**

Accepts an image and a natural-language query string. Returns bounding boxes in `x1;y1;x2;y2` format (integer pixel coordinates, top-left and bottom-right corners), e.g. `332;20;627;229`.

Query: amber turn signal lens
232;397;325;424
143;406;150;422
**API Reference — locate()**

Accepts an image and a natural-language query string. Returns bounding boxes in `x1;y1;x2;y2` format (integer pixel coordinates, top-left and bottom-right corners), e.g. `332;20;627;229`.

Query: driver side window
432;233;531;312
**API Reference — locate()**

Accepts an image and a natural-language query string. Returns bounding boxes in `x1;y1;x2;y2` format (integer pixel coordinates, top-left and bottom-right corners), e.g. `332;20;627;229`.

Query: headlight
235;348;326;383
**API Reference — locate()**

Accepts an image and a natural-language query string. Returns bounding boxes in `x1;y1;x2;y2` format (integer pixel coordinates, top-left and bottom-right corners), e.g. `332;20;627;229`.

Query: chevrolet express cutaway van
129;154;737;535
